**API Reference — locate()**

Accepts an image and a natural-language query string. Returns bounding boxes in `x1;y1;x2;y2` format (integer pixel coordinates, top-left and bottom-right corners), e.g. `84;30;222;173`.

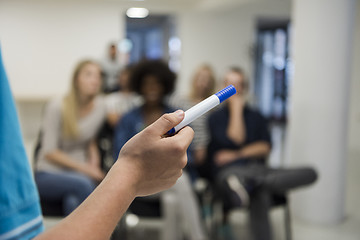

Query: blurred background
0;0;359;239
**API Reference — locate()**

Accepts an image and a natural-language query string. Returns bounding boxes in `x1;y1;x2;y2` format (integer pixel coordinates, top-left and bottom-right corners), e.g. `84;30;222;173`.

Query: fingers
164;169;184;190
170;126;194;150
147;110;185;136
175;169;183;181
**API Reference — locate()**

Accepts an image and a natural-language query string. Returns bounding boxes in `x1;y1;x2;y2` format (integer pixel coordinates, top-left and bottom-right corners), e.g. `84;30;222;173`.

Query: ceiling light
126;8;149;18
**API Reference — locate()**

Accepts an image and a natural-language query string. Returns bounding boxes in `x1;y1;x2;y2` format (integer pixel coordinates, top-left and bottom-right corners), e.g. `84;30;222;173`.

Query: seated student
101;43;122;93
207;67;271;177
206;67;317;240
169;64;216;180
34;60;107;216
114;59;207;240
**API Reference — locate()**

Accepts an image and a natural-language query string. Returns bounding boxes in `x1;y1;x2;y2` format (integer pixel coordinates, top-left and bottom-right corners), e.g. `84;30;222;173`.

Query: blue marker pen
168;85;236;135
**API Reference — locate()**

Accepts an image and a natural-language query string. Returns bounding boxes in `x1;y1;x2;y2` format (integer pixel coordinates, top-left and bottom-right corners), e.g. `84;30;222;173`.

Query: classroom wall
348;2;360;153
1;0;358;152
0;0;293;99
177;0;360;152
177;0;292;94
0;0;124;99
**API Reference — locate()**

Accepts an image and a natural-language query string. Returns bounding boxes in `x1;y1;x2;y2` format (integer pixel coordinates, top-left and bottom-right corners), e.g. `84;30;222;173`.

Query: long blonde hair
189;64;216;101
62;60;100;138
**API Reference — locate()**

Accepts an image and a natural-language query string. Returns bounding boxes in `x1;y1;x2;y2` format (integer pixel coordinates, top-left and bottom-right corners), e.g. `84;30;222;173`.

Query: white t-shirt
101;58;121;91
105;92;143;116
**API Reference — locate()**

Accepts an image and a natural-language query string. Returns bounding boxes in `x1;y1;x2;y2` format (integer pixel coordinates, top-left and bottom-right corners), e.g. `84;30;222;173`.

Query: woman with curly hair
114;59;207;240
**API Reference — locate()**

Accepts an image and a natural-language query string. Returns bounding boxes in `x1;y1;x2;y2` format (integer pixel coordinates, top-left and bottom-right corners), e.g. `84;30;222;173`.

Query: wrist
77;163;90;174
237;149;245;159
229;105;242;118
110;159;139;198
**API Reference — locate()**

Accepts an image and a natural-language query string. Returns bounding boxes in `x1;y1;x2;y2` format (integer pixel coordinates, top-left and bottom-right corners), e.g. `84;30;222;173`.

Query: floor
288;149;360;240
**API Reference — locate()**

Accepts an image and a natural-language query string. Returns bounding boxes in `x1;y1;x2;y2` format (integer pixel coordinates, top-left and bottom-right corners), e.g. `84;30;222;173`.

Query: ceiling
27;0;284;13
100;0;254;12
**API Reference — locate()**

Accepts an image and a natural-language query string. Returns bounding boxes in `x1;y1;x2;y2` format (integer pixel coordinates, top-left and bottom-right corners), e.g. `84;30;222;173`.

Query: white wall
0;0;292;98
348;2;360;153
1;0;358;150
177;0;292;94
0;0;124;99
287;0;355;224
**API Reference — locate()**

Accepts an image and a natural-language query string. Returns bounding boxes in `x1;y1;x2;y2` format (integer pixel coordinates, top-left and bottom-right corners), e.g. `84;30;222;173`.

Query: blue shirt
113;105;174;159
0;47;44;239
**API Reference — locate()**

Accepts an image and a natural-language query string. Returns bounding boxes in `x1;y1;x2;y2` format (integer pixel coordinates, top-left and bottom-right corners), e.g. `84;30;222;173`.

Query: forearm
35;161;136;240
238;141;271;159
226;109;246;144
45;150;88;173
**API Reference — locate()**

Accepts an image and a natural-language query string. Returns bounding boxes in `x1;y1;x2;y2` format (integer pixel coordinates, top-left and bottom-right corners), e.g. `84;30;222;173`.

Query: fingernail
175;110;184;118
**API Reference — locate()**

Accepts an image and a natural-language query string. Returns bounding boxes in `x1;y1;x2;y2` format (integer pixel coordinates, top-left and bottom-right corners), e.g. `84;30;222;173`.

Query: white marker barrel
167;85;236;135
174;95;219;132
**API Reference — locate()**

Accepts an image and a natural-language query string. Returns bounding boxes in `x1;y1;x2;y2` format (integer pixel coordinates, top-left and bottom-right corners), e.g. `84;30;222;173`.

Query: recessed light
126;8;149;18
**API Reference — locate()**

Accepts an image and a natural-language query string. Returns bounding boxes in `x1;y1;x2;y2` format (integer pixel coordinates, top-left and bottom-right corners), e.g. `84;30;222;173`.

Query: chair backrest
129;197;161;217
32;130;42;172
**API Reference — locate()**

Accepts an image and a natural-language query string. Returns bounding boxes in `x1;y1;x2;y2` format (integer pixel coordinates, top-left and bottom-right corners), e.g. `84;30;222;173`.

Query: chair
270;193;292;240
227;173;292;240
96;121;116;172
203;180;291;240
206;165;317;240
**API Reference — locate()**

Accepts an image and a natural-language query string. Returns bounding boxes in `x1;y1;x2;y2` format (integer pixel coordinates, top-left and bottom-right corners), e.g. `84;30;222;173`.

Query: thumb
147;110;185;136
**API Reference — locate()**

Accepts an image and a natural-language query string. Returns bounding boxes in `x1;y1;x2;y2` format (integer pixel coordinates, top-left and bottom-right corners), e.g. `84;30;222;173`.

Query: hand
113;110;194;196
214;150;239;166
228;93;245;111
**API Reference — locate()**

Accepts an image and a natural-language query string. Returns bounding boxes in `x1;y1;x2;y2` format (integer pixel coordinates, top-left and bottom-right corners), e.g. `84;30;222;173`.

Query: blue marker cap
215;85;237;103
167;128;175;135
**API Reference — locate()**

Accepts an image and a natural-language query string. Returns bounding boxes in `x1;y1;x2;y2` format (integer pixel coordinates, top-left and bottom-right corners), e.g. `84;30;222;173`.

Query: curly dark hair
129;59;176;96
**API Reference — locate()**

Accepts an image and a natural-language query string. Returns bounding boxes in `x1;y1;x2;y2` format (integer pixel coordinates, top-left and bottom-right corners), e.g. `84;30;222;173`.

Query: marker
167;85;236;135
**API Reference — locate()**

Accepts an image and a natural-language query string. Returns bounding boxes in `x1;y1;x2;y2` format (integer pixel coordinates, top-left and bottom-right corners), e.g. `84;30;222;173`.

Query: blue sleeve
113;113;135;160
0;47;44;239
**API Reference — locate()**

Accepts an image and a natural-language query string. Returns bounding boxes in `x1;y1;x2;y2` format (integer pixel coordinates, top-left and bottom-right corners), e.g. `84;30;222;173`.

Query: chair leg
212;201;223;240
284;202;292;240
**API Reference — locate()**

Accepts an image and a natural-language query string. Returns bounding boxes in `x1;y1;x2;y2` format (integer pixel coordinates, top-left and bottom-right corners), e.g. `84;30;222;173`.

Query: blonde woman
35;60;106;215
170;64;216;171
